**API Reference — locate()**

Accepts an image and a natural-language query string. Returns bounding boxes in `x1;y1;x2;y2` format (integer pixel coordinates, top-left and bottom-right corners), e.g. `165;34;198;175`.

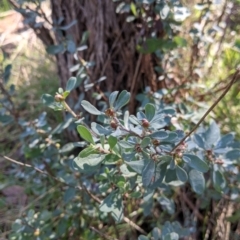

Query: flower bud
152;139;160;146
54;93;64;102
105;108;115;117
110;120;118;129
142;118;150;128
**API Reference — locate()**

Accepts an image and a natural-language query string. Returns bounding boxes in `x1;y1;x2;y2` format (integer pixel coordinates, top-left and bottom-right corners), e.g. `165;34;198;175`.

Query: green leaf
99;191;117;213
104;154;120;163
111;194;124;222
99;190;123;222
74;154;105;172
193;134;205;149
226;149;240;160
150;130;168;140
59;20;77;30
66;39;76;53
164;132;178;142
173;36;187;47
141;137;151;148
81;100;102;115
204;120;220;149
189;170;205;194
46;44;65;55
109;91;119;108
41;94;54;106
183;154;209;173
0;114;13;124
118;140;134;149
145;103;155;121
137;38;177;54
126;159;145;174
62;91;70;98
77;125;94;144
59;142;86;153
100;135;105;148
216;133;234;149
63;188;76;203
176;165;188;182
114;90;130;110
160;4;170;19
79;146;98;157
152;227;161;240
213;170;226;192
66;77;77;92
142;159;155;187
130;2;137;16
91;122;112;135
158;196;175;215
108;136;117;149
3;64;12;83
165;169;178;183
163;233;179;240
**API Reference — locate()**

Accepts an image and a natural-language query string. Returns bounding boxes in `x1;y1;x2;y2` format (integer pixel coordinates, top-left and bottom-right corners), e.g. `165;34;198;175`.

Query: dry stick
171;68;240;153
90;226;119;240
2;155;147;235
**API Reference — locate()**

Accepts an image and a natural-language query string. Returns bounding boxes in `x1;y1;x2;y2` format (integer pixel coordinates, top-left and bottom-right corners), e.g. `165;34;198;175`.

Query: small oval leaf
183;154;209;173
81;100;102;115
145;103;156;121
66;77;77;92
176;165;188;182
77;125;94;144
189;169;205;194
114;90;130;110
109;91;119;108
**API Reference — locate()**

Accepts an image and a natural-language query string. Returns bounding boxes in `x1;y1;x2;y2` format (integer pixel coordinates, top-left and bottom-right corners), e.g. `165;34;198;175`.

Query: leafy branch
1;154;147;235
171;68;240;153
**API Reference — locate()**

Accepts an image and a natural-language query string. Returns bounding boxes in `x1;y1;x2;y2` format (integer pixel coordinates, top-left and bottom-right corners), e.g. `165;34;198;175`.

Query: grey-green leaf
99;191;116;213
189;170;205;194
114;90;130;110
150;130;168;140
66;77;77;92
193;134;205;149
163;233;179;240
74;154;105;173
108;135;118;149
91;122;112;135
141;137;151;148
176;165;188;182
225;149;240;160
213;170;226;192
81;100;102;115
145;103;156;121
109;91;119;108
41;94;54;107
126;159;145;174
204;120;220;149
77;125;94;144
183;154;209;173
142;160;155;187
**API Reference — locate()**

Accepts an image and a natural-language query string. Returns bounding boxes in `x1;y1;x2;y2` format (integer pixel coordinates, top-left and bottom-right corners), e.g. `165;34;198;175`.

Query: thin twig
181;190;204;221
171;68;240;153
2;154;148;235
90;226;119;240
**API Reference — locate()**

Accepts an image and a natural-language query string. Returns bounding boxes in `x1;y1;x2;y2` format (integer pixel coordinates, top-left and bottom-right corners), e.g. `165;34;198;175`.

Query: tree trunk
9;0;161;112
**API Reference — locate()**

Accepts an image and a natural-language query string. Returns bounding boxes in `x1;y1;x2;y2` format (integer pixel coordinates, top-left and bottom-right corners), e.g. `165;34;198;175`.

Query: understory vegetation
1;0;240;240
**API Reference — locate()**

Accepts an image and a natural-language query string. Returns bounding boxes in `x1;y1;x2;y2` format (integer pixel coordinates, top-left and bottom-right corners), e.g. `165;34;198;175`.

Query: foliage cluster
1;0;240;240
